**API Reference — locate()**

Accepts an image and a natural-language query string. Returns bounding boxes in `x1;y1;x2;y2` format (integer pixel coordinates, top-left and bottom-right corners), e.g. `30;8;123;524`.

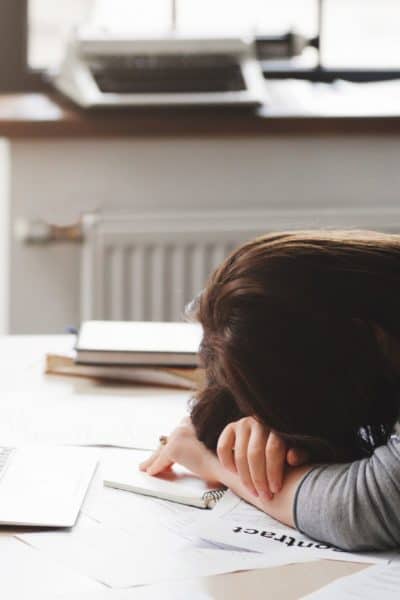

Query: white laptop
0;446;97;527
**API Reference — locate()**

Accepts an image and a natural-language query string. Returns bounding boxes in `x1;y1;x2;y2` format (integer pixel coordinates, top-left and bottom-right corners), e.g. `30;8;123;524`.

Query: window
323;0;400;69
28;0;318;70
29;0;96;69
1;0;400;92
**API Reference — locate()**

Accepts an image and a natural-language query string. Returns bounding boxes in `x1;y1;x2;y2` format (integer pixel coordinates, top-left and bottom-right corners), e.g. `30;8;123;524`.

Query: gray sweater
294;436;400;551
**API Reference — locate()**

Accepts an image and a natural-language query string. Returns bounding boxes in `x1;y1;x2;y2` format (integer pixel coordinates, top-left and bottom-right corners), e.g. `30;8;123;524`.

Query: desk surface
0;335;371;599
0;88;399;139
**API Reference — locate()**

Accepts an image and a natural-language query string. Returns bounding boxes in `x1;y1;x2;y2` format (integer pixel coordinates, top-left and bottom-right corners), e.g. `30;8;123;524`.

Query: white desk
0;335;370;599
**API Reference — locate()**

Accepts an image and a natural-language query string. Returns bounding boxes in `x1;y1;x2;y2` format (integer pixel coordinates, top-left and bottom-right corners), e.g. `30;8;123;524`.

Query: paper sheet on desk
301;562;400;599
189;491;398;565
17;514;313;589
0;335;190;449
16;450;313;588
0;384;189;449
0;536;104;599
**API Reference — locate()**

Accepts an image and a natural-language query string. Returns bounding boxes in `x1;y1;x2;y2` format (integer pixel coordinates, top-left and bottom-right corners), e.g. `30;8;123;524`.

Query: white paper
189;491;398;565
0;536;104;599
0;336;190;449
53;582;213;600
17;450;313;588
77;448;198;551
18;514;313;588
301;562;400;599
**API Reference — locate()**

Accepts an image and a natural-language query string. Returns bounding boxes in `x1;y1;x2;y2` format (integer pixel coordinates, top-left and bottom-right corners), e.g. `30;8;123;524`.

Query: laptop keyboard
0;447;14;481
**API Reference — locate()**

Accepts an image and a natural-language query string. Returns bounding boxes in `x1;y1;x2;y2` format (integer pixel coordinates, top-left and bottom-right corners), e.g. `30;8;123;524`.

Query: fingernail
262;490;273;500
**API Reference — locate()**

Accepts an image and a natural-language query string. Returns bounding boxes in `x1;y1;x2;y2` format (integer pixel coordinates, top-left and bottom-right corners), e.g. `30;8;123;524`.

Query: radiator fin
101;241;238;322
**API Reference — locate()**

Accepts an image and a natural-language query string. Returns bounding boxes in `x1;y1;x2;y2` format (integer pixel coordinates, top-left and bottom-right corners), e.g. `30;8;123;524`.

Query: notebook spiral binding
202;488;226;508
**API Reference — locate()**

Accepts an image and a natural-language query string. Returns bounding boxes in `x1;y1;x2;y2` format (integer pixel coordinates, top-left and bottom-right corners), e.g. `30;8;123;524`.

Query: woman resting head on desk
141;230;400;552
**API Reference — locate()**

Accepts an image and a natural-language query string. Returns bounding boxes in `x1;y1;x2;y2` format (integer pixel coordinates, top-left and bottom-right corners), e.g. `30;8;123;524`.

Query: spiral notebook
103;466;226;509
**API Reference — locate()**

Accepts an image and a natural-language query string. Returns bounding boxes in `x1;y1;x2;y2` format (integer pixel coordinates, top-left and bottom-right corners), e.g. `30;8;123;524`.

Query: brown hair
189;230;400;461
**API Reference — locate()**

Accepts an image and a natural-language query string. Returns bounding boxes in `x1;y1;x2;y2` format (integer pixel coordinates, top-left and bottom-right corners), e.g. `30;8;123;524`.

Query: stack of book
45;321;204;390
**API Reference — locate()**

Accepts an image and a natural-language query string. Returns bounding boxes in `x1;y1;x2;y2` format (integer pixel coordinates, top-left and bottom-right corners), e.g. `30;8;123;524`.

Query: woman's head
189;230;400;461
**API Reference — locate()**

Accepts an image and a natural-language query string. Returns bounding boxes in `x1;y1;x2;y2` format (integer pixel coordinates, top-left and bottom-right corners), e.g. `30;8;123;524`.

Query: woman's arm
140;419;312;528
222;435;400;551
295;436;400;551
212;456;312;527
142;421;400;551
216;419;400;551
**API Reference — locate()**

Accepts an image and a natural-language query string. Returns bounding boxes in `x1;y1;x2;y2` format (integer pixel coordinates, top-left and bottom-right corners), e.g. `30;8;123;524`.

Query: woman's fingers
247;423;272;499
286;447;309;467
139;446;174;476
139;449;160;471
216;417;309;497
140;454;173;472
233;422;258;496
265;432;287;494
146;449;174;475
217;424;237;472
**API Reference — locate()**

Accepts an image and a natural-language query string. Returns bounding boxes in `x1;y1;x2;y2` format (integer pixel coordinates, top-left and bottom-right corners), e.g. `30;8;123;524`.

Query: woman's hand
140;416;312;531
139;417;220;484
217;417;308;499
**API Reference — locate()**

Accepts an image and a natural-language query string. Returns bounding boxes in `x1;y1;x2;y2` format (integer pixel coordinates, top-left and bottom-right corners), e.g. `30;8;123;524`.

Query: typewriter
53;28;267;108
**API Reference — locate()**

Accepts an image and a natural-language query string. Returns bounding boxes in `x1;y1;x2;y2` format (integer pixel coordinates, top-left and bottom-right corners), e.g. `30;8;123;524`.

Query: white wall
5;135;400;333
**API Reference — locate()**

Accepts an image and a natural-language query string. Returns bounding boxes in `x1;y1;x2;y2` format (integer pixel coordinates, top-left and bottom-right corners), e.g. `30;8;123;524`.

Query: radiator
80;208;400;322
81;211;265;322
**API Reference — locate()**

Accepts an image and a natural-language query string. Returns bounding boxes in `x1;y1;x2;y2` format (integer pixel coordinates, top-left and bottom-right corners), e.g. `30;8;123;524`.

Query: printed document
189;491;399;565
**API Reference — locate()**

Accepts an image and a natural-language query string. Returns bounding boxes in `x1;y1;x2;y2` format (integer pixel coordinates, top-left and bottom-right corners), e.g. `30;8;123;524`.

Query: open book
104;466;226;509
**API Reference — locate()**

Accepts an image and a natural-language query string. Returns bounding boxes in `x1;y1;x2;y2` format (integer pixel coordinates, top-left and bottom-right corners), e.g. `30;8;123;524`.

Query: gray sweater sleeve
294;436;400;551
